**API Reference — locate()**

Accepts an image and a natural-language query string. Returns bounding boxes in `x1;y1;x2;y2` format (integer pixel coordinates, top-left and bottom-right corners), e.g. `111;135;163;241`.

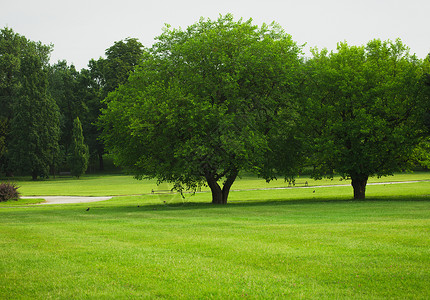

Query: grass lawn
5;171;430;197
0;173;429;298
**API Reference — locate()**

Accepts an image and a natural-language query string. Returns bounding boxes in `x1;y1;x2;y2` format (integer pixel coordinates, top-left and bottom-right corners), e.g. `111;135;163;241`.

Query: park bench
288;180;309;187
58;171;72;177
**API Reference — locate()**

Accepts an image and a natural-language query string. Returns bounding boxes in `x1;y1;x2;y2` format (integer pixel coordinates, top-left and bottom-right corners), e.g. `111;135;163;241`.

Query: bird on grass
86;208;90;211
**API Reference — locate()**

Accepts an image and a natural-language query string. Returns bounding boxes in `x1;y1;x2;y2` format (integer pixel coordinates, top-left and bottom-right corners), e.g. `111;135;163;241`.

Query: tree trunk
98;152;104;171
205;169;238;204
221;169;238;204
351;176;368;199
208;179;224;204
32;171;38;181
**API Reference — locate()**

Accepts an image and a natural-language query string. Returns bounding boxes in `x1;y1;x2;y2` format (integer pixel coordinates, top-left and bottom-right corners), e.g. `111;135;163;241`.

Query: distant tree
97;37;145;97
0;27;24;174
302;39;429;199
84;38;145;171
412;54;430;169
100;15;302;204
0;119;7;161
48;61;88;157
0;27;60;179
69;117;89;178
424;54;430;133
9;44;60;180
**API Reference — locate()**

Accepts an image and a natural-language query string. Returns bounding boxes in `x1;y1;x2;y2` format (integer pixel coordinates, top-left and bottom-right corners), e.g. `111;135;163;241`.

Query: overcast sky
2;0;429;70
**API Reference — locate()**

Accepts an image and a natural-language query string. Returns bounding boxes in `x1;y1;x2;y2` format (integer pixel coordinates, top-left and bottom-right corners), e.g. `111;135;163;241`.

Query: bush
0;182;20;202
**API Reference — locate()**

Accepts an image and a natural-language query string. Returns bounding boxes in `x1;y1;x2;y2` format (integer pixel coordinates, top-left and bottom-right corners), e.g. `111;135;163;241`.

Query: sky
1;0;429;70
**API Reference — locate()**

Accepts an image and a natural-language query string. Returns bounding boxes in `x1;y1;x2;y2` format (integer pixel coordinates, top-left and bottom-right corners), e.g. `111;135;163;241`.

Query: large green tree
9;42;60;179
0;27;60;179
100;15;302;204
302;39;429;199
0;27;25;173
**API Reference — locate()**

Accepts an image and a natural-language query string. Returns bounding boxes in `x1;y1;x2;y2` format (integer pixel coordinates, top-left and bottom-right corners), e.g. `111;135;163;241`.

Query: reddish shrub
0;182;20;202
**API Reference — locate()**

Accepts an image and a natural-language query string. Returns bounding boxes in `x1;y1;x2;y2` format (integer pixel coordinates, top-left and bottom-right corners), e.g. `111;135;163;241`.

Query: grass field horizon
2;171;429;198
1;172;429;298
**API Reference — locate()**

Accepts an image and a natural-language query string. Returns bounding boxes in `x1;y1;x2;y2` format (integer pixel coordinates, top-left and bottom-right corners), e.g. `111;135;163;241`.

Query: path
21;196;113;205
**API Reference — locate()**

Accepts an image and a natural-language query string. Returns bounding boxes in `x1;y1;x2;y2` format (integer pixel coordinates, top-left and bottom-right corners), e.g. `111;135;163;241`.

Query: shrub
0;182;20;202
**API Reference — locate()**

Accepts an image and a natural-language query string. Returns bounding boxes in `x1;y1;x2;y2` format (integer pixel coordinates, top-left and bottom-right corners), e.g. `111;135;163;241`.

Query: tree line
1;14;430;201
0;27;145;179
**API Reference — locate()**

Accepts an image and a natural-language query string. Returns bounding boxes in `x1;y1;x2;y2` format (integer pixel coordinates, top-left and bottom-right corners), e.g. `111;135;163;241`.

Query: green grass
5;171;430;197
0;197;42;206
0;173;429;299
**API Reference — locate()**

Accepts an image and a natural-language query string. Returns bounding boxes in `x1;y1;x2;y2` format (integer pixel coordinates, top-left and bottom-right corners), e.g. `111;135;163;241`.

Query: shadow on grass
85;194;430;215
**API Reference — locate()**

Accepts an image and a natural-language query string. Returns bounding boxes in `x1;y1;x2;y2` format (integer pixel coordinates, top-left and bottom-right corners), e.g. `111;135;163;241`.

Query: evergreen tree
69;117;89;178
1;27;59;179
0;27;25;175
8;39;60;180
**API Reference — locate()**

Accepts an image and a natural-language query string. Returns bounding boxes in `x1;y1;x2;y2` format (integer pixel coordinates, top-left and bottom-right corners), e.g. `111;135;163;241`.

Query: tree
48;61;88;158
9;46;60;180
100;14;302;204
302;39;429;199
412;54;430;169
84;38;145;171
0;27;25;174
0;118;7;161
423;54;430;133
97;37;145;97
69;117;89;178
0;27;60;179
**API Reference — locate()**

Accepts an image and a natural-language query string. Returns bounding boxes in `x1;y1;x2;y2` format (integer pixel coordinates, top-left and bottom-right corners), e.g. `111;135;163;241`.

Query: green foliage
69;117;89;178
412;138;430;168
100;37;145;96
48;61;89;157
0;118;7;159
0;27;60;179
9;53;60;179
0;27;26;173
0;181;19;201
100;14;303;204
83;38;145;171
0;30;60;180
423;55;430;134
302;39;429;198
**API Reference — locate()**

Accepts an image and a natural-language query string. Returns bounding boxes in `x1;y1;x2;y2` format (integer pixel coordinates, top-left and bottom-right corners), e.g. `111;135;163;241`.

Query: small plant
0;182;20;202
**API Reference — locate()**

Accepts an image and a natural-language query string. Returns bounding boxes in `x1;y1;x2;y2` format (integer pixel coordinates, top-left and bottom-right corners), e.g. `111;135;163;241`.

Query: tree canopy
302;40;429;199
0;27;60;179
2;22;428;200
84;38;145;171
100;14;303;204
48;61;88;157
